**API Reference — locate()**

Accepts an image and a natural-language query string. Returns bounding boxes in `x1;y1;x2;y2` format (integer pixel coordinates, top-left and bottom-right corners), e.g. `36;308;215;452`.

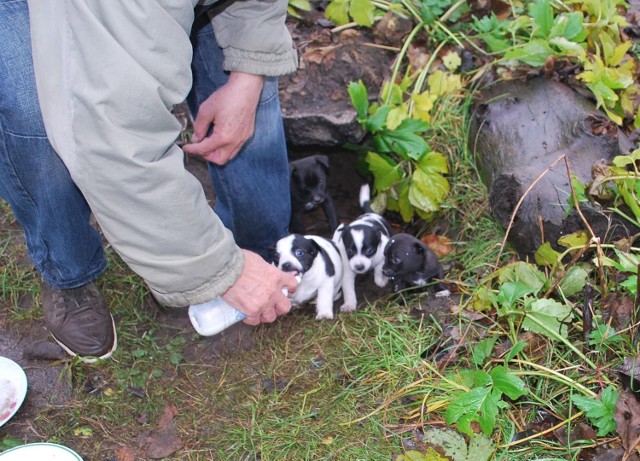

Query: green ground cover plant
2;0;640;459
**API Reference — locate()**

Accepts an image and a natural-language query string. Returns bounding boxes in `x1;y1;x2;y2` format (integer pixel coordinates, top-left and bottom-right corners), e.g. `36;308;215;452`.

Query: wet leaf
523;298;574;338
572;386;619;436
373;118;430;160
419;427;494;461
443;51;462;72
365;151;403;191
557;265;589;297
534;242;561;267
557;230;590;248
489;366;527;400
498;262;546;294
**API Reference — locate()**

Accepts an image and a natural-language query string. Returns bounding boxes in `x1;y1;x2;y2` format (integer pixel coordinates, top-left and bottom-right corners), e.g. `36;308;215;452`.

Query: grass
2;73;637;461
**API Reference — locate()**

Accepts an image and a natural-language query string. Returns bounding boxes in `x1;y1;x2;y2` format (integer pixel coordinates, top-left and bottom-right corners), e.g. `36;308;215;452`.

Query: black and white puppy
289;154;339;234
274;234;343;320
332;184;392;312
382;233;450;297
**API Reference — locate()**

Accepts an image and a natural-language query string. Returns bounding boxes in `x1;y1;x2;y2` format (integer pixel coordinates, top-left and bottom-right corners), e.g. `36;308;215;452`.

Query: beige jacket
27;0;297;306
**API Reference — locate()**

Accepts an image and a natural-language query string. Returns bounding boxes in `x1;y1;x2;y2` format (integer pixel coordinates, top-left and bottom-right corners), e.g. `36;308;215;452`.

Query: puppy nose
354;263;365;272
281;262;294;272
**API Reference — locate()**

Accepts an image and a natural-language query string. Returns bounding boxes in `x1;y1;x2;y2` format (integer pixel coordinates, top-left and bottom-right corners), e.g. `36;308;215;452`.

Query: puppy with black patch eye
333;184;392;313
289;154;338;234
274;234;343;320
382;233;450;297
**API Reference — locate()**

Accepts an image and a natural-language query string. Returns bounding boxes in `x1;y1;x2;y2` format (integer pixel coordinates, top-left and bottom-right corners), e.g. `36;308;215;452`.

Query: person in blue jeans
0;1;299;362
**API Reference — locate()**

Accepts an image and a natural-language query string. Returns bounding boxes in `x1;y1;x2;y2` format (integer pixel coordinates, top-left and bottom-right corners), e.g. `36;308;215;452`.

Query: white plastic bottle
188;297;246;336
188;276;300;336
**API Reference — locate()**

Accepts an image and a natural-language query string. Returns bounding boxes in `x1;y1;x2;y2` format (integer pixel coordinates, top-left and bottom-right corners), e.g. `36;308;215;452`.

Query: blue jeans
188;19;291;259
0;0;107;289
0;1;290;290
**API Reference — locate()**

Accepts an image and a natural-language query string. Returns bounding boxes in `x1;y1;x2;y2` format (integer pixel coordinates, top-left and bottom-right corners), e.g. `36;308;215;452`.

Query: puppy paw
340;303;357;313
315;312;334;320
436;289;451;298
374;274;389;288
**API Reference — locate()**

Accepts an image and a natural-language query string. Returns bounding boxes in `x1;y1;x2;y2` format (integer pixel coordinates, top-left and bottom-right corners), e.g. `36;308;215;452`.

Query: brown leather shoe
41;282;117;362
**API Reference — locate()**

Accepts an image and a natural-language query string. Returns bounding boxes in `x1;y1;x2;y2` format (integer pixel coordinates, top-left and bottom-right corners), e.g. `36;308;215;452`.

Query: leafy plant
571;385;619;436
348;80;452;221
444;366;527;436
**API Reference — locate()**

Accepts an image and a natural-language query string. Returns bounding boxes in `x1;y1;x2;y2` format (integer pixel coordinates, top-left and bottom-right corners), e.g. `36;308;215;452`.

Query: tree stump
468;77;636;257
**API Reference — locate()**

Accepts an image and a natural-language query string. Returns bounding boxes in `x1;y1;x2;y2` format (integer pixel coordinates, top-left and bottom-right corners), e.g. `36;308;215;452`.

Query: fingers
182;133;240;165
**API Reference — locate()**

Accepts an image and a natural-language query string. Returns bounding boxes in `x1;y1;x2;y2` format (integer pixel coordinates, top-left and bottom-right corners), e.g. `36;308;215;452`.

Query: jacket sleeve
27;0;244;307
209;0;298;76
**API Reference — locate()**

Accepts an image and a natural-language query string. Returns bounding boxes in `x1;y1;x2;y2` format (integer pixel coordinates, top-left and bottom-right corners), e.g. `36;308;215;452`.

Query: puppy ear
315;155;330;172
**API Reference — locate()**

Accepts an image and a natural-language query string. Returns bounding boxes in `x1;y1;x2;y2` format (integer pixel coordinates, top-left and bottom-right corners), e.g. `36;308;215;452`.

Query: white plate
0;443;83;460
0;356;27;427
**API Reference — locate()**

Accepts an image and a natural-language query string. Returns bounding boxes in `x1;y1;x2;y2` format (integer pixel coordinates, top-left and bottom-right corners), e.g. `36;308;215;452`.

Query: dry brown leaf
601;293;635;330
137;404;183;459
420;234;454;257
302;45;339;66
614;390;640;457
114;446;138;461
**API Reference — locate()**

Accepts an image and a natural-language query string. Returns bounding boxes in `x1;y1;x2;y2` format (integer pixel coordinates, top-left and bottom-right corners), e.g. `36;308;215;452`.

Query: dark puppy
382;233;450;297
274;233;343;320
333;184;392;312
289;155;338;234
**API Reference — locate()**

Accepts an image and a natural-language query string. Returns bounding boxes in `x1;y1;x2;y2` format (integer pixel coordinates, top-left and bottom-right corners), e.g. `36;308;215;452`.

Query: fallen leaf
114;446;138;461
137;404;183;459
420;234;454;257
614;390;640;457
302;45;339;65
601;293;635;330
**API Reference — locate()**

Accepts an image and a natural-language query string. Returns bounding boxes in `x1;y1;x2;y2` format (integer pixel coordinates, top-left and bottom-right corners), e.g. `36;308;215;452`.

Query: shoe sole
50;314;118;364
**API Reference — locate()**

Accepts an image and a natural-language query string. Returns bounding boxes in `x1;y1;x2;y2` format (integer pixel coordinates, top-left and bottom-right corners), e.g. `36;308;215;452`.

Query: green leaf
523;298;574;338
557;265;589;297
549;12;585;41
325;0;350;25
443;51;462;72
498;262;546;294
471;336;498;366
503;39;555;66
490;366;527;400
529;0;554;38
420;428;494;461
365;151;403;191
349;0;375;26
367;105;391;133
478;389;501;435
534;242;561;267
571;386;619;436
497;281;537;309
373;121;429;161
417;151;449;175
396;179;414;222
348;80;369;121
408;168;449;214
620;275;638;296
504;340;528;363
557;230;590;248
445;387;491;436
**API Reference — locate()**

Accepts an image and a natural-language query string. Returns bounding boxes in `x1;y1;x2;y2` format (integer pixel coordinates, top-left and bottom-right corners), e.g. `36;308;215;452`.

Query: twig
494;154;566;267
563;156;607;296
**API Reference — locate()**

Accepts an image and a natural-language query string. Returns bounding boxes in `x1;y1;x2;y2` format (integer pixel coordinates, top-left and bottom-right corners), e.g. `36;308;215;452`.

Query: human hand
183;72;264;165
221;250;298;325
